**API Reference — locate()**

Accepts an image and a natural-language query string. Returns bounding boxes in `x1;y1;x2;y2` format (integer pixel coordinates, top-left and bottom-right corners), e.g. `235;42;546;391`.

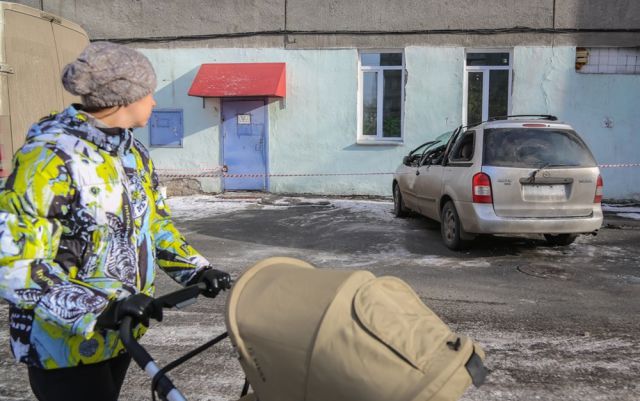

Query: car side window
408;154;422;167
420;145;446;166
448;131;475;163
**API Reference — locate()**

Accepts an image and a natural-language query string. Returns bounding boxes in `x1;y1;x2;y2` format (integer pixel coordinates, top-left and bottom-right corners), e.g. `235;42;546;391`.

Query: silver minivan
393;116;603;250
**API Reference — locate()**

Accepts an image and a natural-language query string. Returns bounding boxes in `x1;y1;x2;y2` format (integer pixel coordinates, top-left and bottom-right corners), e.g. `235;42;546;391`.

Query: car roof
475;118;574;131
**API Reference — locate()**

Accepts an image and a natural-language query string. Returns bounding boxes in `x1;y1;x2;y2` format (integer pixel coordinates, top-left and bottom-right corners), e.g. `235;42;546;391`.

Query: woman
0;42;230;401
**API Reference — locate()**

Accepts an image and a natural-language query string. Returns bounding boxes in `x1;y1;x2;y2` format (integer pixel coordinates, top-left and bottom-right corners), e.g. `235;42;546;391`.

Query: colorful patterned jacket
0;105;210;368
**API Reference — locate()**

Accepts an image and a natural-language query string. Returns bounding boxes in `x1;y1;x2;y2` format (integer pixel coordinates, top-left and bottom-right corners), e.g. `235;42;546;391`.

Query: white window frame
462;49;513;126
357;50;405;144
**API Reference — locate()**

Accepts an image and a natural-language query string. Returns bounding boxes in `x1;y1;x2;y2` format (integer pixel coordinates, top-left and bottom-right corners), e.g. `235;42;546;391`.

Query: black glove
188;268;232;298
96;293;163;330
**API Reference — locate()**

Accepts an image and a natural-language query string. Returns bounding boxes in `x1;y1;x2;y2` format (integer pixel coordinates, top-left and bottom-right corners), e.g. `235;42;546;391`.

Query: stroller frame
119;283;241;401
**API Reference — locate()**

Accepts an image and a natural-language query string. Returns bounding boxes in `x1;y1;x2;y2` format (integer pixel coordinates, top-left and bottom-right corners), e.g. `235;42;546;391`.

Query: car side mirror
403;156;412;166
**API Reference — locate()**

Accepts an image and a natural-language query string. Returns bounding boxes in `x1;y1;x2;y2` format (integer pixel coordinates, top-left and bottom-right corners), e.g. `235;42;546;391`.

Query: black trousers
28;353;132;401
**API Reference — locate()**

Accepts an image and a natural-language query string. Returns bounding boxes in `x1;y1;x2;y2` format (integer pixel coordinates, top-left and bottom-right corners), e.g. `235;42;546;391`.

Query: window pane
489;70;509;119
466;52;510;66
467;72;483;125
363;71;378;136
383;70;402;137
361;52;403;67
483;129;597;168
449;131;475;162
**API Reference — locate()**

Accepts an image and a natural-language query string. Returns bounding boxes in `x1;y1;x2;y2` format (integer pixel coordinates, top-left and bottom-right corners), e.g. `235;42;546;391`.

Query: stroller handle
119;283;207;401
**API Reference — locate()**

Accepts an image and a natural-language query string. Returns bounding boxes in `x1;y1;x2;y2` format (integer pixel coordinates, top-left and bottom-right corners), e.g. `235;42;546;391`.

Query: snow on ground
615;212;640;220
167;195;398;223
167;195;639;272
602;204;640;220
166;195;276;220
169;196;640;224
170;196;640;223
331;199;397;222
459;325;640;401
1;195;639;401
602;204;640;213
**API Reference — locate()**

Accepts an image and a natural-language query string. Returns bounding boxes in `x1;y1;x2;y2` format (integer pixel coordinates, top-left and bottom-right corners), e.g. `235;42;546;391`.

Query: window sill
356;139;404;146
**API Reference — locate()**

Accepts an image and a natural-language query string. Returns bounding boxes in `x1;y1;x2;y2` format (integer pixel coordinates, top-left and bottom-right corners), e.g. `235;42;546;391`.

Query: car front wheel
544;234;577;246
441;201;469;250
393;184;409;217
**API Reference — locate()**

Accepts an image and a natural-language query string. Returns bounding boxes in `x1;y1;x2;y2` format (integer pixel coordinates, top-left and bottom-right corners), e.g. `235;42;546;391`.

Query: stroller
121;257;487;401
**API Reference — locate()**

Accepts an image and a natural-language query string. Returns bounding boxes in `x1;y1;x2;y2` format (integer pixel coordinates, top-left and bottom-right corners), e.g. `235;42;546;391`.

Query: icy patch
263;197;330;207
141;323;226;347
465;327;640;373
601;203;640;220
331;199;396;222
533;236;627;259
166;195;278;220
458;259;492;268
167;195;397;223
602;204;640;213
616;212;640;220
413;255;457;268
411;255;493;269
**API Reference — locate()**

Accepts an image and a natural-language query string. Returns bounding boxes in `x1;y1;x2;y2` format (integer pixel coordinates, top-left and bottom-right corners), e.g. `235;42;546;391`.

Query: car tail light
594;175;603;203
473;173;493;204
522;123;548;128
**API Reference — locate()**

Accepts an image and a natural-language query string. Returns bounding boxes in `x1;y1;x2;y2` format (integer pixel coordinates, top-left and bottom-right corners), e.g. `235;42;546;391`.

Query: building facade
14;0;640;199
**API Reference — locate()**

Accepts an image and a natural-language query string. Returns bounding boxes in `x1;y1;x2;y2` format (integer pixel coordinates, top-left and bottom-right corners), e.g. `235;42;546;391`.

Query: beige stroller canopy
226;257;486;401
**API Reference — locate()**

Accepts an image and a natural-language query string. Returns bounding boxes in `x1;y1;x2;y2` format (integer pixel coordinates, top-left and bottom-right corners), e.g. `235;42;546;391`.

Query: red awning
188;63;286;98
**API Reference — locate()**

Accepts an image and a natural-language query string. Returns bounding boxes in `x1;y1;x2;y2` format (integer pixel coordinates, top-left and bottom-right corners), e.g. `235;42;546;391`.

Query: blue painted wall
136;47;640;199
512;47;640;200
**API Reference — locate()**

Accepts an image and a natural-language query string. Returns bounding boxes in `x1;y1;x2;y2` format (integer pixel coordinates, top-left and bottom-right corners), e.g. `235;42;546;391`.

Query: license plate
522;184;567;202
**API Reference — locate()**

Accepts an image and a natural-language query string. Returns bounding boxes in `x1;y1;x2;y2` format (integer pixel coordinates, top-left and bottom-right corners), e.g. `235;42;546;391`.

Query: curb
603;214;640;230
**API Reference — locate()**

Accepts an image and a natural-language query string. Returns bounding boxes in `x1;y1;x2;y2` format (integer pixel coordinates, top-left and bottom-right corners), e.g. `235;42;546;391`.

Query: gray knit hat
62;42;157;108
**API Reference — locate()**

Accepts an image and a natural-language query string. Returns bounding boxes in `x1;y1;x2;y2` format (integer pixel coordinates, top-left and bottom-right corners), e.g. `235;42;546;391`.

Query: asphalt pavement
0;195;638;401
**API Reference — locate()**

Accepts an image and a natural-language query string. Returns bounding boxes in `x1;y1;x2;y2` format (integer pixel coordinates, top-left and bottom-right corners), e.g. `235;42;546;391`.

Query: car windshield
483;128;597;168
420;130;454;156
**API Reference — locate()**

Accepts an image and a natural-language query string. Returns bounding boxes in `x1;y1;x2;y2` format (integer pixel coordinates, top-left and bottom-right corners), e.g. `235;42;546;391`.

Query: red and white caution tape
157;171;395;178
156;162;640;179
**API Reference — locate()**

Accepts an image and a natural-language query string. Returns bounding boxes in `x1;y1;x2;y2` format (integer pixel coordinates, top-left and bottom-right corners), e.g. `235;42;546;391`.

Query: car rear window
483;128;597;168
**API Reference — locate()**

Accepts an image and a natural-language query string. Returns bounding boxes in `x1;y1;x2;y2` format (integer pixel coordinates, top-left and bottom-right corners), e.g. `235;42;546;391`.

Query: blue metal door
222;100;267;191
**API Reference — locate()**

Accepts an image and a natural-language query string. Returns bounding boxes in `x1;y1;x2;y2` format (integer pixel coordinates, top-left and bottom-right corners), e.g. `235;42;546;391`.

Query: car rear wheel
393;184;409;218
441;201;469;250
544;234;578;246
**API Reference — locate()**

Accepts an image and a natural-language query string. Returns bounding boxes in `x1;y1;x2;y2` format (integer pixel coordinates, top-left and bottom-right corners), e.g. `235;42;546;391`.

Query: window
483;128;597;168
421;144;447;166
576;47;640;74
358;51;404;142
418;131;455;166
449;131;475;163
149;109;183;147
463;51;512;126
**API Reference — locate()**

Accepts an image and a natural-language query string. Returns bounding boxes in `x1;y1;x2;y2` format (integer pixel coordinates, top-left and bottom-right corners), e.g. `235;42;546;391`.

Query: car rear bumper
457;202;604;234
